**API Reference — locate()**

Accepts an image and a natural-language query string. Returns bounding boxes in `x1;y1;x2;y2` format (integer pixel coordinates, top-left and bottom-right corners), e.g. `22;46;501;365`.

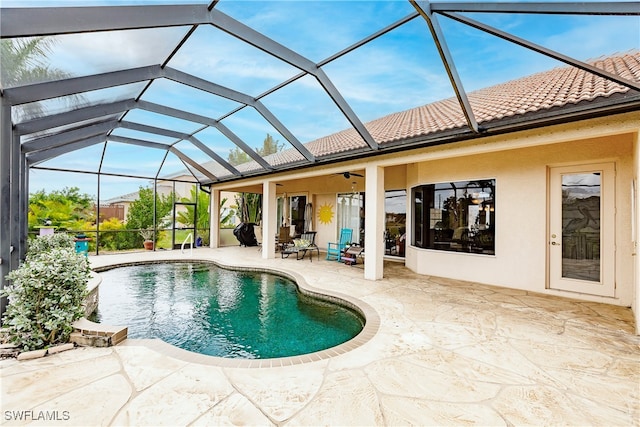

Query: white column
634;131;640;334
262;181;277;259
364;165;384;280
209;189;220;248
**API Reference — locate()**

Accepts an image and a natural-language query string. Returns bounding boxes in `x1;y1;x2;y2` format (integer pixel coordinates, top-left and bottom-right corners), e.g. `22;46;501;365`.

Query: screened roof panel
139;78;243;120
100;141;168;178
12;82;147;123
215;1;417;63
2;0;207;6
122;109;202;135
321;17;455;124
259;74;354;145
109;127;178;145
20;115;121;142
1;27;190;89
158;150;200;181
165;24;302;98
2;1;638;193
172;140;229;179
191;126;253;169
218;106;306;167
35;142;106;173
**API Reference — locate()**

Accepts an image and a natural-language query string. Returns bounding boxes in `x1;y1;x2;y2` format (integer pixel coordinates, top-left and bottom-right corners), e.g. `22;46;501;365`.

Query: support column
634;130;640;334
209;188;220;248
10;129;20;268
0;98;13;319
364;164;384;280
262;181;277;259
19;154;28;260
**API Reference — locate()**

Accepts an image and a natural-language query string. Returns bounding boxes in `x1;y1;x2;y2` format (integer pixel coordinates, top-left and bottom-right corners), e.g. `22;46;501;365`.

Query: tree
235;193;262;224
220;197;237;228
258;133;285;157
1;38;77;120
28;187;95;231
228;133;285;166
125;187;173;246
228;134;283;224
176;186;211;244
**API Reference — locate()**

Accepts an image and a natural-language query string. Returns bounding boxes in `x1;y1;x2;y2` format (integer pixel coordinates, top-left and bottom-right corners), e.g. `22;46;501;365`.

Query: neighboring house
100;190;141;223
210;51;640;314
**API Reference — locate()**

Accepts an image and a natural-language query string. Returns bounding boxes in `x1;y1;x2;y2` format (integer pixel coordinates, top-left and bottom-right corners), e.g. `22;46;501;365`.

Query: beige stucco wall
405;132;635;307
210;113;638;314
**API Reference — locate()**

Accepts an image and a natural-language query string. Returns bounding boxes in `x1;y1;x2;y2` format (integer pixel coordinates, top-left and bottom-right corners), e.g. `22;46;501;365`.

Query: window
412;179;495;254
276;194;307;235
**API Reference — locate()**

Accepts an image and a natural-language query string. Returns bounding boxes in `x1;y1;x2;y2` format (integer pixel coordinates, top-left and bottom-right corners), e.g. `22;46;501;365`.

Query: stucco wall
313;193;339;250
405;133;634;306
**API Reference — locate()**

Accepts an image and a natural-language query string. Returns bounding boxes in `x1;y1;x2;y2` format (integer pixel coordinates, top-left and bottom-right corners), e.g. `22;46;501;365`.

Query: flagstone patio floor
1;247;638;426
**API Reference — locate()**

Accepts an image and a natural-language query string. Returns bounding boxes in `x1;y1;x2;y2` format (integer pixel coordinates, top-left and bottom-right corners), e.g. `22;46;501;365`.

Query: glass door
549;163;615;296
337;192;364;245
385;190;406;257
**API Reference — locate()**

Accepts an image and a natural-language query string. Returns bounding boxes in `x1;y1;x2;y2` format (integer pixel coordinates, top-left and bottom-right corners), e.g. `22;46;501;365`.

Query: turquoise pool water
92;262;364;359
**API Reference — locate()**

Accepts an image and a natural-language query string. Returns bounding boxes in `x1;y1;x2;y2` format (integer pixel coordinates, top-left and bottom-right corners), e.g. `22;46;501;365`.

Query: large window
412;179;495;254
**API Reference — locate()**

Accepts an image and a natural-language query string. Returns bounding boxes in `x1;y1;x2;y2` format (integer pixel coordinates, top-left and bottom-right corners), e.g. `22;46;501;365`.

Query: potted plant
140;228;154;250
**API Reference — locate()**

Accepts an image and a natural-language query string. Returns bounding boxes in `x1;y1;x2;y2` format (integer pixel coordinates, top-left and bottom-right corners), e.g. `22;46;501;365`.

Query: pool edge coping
92;256;381;368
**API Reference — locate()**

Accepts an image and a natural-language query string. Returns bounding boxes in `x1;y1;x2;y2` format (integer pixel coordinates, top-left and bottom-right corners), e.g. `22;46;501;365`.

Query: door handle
551;241;561;246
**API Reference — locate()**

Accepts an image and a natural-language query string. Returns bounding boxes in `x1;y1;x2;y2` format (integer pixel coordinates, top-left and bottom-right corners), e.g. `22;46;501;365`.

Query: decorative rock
47;343;75;354
17;349;47;361
70;332;112;348
0;343;20;358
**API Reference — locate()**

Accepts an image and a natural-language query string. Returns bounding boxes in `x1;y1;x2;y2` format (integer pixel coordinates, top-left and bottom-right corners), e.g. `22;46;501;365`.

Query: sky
2;0;639;200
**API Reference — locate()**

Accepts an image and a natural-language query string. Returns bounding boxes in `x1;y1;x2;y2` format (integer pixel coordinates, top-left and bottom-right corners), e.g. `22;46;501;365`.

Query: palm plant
1;37;79;122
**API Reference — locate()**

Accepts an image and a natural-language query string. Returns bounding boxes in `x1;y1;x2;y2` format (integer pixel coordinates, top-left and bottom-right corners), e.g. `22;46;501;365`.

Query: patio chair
281;231;319;261
277;227;291;251
254;225;262;251
326;228;352;261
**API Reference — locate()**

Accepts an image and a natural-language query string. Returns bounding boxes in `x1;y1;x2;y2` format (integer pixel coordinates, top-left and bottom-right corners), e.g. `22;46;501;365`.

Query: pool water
92;262;364;359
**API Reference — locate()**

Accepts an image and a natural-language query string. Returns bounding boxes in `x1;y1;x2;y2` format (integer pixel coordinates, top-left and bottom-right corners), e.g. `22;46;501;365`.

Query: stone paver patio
1;247;638;426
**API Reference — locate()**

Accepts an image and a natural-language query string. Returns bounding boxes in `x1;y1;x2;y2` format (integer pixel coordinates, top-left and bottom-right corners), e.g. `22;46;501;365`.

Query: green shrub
2;233;90;350
97;217;128;251
27;231;75;254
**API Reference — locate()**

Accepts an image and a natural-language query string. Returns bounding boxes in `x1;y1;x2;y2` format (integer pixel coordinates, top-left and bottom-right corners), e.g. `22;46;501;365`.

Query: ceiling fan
336;172;364;179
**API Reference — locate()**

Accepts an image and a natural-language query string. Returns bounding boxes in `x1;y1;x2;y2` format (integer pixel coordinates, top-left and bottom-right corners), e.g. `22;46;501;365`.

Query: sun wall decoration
318;202;334;225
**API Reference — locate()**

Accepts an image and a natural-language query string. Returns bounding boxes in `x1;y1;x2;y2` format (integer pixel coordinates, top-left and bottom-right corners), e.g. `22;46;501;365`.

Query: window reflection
412;180;495;255
385;190;406;257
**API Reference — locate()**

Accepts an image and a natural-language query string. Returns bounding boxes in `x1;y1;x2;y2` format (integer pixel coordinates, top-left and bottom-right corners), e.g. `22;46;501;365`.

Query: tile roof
208;50;640;179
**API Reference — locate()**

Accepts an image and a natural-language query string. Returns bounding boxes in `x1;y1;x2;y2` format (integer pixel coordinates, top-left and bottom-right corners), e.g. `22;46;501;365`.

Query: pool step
71;318;128;347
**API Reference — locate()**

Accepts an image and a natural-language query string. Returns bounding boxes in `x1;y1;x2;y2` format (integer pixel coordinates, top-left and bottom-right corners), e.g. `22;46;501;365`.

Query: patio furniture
277;227;291;251
281;231;319;261
254;225;262;251
326;228;352;261
342;245;364;266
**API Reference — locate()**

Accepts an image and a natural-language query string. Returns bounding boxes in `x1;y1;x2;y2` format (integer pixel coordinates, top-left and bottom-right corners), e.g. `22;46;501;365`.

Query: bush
27;231;75;254
2;233;90;350
97;217;130;251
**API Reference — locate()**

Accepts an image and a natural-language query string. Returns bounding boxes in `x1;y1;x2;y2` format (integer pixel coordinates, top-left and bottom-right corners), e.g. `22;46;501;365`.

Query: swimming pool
92;262;364;359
